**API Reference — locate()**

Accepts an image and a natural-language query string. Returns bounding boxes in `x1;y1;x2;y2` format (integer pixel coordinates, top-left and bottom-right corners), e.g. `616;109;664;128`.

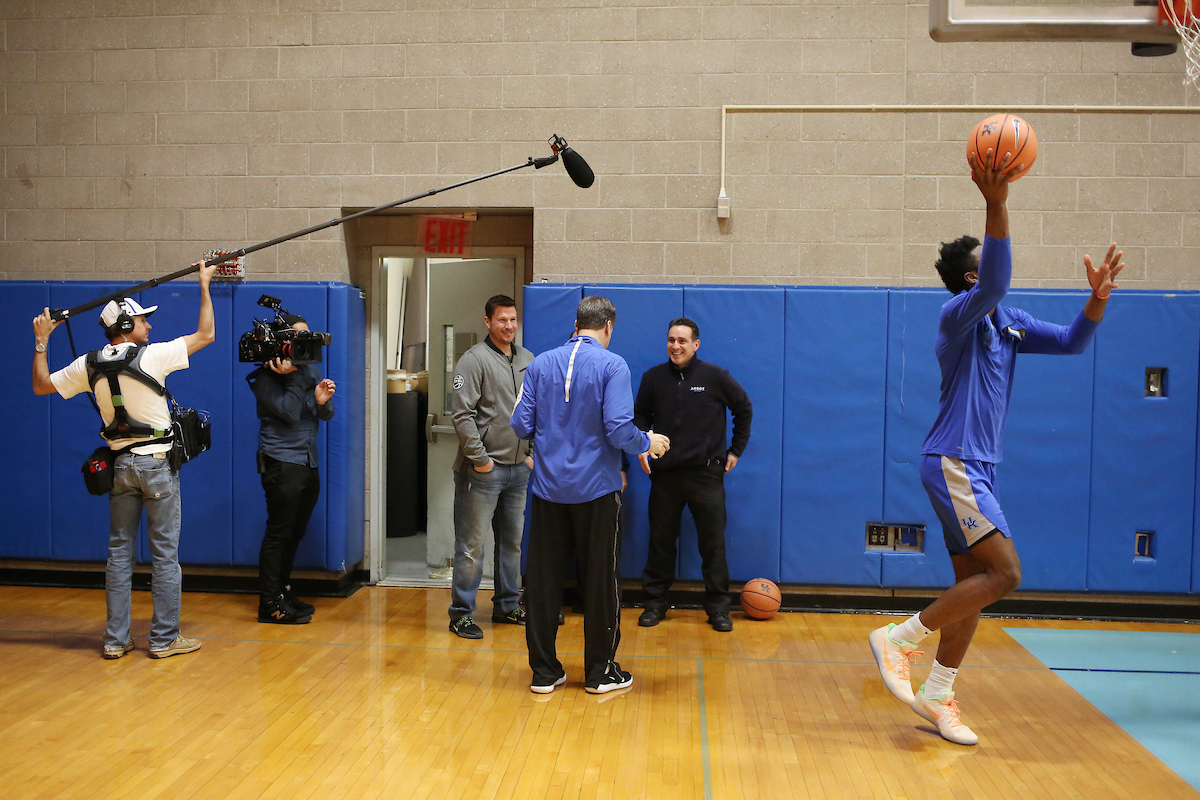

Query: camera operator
31;262;217;660
246;312;336;625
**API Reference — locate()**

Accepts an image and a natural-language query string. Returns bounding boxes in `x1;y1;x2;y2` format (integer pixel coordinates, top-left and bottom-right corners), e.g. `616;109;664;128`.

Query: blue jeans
106;452;182;650
450;461;530;620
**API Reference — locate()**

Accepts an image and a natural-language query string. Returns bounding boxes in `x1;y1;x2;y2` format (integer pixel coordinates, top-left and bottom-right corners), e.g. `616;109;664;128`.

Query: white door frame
368;245;526;584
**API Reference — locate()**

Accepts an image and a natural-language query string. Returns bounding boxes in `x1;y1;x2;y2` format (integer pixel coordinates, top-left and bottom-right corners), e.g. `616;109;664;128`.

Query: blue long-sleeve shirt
511;335;651;504
248;364;334;467
922;235;1099;464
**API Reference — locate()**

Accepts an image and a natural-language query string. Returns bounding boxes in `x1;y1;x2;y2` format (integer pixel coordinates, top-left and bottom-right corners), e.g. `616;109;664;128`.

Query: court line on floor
1051;667;1200;676
696;657;714;800
0;627;1050;670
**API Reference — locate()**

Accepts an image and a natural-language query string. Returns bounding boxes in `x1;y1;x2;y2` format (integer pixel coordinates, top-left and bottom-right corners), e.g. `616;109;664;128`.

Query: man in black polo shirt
634;318;752;632
247;314;336;624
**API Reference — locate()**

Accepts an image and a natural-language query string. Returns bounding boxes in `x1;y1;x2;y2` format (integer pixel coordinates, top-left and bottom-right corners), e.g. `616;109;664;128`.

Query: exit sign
419;215;474;256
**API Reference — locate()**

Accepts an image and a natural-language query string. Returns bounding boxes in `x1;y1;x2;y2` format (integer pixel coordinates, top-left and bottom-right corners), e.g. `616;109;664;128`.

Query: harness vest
84;345;173;444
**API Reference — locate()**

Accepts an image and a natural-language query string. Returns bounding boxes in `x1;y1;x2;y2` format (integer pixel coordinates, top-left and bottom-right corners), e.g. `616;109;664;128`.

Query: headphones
101;302;136;338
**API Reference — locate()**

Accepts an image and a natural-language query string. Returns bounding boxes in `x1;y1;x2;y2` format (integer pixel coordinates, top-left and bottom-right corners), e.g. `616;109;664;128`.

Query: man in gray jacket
448;294;535;639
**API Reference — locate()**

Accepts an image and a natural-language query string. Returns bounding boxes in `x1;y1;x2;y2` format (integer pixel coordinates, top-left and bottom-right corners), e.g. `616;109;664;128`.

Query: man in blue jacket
512;296;670;694
869;148;1125;746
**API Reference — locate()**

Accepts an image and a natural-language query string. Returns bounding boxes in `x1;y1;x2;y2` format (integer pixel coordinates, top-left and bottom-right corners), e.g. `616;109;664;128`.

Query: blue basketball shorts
920;454;1011;556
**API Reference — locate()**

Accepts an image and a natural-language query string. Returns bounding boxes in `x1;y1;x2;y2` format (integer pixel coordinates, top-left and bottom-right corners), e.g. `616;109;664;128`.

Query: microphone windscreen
561;146;595;189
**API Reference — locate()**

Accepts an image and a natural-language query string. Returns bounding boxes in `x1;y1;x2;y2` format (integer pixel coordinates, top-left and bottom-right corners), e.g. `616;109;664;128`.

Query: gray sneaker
150;635;202;659
102;640;134;660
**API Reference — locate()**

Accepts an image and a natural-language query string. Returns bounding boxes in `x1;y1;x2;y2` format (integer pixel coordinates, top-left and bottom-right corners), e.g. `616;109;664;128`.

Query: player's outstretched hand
1085;242;1124;300
969;148;1021;205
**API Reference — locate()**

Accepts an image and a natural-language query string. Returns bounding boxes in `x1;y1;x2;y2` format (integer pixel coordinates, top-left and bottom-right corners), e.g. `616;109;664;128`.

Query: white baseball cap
99;297;158;329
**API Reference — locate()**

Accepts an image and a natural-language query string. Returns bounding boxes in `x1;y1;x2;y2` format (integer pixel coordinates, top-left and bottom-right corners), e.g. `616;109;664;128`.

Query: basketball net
203;249;245;280
1161;0;1200;88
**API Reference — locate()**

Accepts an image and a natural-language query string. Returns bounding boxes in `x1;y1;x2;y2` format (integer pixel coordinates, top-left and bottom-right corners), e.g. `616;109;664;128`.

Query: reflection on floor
1005;628;1200;793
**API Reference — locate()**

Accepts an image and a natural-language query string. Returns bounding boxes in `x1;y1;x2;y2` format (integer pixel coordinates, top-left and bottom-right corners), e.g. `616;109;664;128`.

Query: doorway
372;248;525;587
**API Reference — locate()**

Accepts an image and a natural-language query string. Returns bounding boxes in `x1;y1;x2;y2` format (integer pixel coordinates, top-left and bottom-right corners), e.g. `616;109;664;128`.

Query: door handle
426;414;456;442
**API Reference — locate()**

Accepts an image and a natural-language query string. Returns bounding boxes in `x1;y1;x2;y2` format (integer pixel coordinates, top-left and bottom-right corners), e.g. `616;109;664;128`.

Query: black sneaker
558;611;565;626
449;616;484;639
585;661;634;694
284;585;315;615
258;594;312;625
638;607;665;627
709;612;733;632
492;607;526;625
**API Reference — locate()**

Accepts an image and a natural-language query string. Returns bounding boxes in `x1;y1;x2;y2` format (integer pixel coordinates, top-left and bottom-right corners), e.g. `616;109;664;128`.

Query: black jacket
633;357;752;472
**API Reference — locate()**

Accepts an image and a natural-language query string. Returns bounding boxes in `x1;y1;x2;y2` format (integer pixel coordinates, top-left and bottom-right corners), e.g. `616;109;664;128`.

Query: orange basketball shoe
911;685;979;746
868;623;923;704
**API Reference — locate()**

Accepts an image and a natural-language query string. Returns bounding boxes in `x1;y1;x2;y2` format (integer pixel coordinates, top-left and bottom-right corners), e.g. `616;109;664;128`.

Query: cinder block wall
1;2;1197;289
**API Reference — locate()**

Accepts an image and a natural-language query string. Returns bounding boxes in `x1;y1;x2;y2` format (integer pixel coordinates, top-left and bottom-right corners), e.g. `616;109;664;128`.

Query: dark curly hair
935;235;981;295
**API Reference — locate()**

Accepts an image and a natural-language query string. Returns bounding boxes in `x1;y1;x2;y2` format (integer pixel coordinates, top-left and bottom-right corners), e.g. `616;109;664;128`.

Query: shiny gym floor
1;584;1197;800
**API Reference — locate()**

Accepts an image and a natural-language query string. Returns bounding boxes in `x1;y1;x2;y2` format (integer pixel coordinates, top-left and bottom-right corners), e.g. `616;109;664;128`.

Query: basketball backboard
929;0;1179;45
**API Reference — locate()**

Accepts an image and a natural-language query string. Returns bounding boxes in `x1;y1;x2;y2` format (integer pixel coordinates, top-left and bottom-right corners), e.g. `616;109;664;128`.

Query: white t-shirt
51;338;190;455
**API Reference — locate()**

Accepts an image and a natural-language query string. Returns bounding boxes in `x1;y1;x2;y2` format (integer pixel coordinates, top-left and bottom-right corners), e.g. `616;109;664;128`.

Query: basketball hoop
1160;0;1200;87
203;249;245;280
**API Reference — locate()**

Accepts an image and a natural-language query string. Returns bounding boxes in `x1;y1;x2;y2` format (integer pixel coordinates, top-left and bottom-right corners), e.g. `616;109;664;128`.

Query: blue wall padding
780;289;888;586
522;285;581;355
996;292;1095;592
3;284;53;559
6;280;364;573
679;287;784;584
588;286;684;579
1088;293;1199;593
326;284;366;572
881;290;955;589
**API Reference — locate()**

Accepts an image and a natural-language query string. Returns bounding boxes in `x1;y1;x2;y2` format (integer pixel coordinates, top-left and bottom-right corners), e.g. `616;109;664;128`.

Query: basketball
740;578;782;619
967;113;1038;180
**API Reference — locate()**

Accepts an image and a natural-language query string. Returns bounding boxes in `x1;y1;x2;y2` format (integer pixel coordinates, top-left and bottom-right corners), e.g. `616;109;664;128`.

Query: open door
425;256;522;580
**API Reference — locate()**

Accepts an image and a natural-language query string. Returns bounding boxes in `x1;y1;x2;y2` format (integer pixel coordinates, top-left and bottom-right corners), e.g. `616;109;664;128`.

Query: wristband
1092;290;1110;301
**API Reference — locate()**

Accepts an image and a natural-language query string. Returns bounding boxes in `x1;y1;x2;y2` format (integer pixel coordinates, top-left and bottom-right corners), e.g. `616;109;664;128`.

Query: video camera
238;295;332;365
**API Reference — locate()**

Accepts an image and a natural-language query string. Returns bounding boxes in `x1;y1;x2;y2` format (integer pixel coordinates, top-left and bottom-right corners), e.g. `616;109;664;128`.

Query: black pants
526;492;622;687
642;462;731;616
259;455;321;602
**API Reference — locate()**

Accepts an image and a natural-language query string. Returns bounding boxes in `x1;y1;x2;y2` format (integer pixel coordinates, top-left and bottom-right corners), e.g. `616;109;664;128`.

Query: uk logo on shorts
962;516;979;530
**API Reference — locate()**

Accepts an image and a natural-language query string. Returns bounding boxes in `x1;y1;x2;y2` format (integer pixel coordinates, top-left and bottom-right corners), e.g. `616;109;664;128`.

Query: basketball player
869;149;1125;745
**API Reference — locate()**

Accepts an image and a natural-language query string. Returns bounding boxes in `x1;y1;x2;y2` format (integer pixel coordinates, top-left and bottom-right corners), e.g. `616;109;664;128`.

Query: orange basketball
967;113;1037;180
740;578;782;620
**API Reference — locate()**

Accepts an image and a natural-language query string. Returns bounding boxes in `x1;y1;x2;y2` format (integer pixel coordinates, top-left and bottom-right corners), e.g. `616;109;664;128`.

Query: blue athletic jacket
511;335;651;504
922;235;1100;464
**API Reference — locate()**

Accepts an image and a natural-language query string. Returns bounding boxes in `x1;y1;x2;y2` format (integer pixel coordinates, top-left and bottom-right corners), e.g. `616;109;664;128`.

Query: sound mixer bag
81;447;115;496
168;402;211;472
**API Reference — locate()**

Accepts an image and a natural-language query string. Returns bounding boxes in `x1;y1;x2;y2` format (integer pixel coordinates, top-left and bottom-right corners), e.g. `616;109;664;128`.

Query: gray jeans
106;452;182;650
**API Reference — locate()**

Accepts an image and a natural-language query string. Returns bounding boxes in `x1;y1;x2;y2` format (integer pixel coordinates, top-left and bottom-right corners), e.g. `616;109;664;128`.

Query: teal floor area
1006;628;1200;793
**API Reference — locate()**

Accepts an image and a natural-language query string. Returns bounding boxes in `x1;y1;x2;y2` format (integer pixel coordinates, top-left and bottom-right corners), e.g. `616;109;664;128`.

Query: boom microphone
48;134;594;322
549;134;595;189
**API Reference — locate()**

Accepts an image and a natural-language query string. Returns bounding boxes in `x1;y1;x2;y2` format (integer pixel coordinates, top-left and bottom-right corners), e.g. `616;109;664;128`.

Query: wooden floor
1;585;1196;800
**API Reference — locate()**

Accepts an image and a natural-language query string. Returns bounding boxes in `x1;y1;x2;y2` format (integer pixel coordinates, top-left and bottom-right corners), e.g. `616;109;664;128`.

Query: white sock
924;660;958;699
889;613;933;645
